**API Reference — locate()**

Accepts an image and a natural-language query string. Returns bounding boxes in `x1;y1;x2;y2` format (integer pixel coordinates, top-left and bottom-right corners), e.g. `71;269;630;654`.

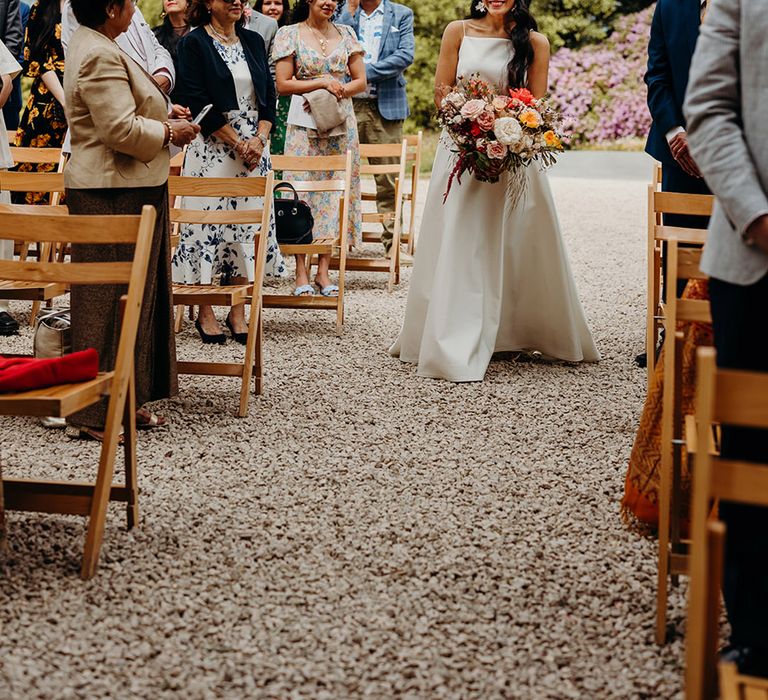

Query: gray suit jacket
684;0;768;285
248;10;278;61
0;0;22;59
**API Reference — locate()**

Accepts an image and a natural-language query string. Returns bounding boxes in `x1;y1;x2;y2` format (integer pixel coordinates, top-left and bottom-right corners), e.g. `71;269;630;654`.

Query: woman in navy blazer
172;0;285;346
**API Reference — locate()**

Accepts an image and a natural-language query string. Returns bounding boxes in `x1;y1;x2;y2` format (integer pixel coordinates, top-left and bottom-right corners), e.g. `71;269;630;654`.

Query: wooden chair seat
172;282;252;307
262;294;337;310
0;279;67;300
278;236;337;256
0;371;113;418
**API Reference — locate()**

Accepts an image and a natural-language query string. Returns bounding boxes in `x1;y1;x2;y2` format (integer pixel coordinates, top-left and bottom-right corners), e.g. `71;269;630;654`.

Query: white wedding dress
390;32;599;381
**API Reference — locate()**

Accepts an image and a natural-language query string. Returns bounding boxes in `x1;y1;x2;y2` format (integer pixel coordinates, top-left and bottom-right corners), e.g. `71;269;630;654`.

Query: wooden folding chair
400;132;423;256
686;347;768;699
168;172;275;417
655;239;712;644
337;140;408;293
265;152;353;336
0;171;68;320
646;187;713;386
0;204;156;579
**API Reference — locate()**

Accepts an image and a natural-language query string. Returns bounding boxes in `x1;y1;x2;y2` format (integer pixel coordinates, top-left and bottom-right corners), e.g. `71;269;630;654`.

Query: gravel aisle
0;175;686;699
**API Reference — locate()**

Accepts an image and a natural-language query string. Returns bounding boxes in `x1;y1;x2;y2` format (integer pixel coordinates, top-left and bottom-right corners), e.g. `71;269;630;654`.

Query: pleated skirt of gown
390;137;600;382
67;184;178;428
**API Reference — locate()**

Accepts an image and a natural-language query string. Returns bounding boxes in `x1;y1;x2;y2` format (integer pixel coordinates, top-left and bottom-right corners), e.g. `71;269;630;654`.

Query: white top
456;33;513;92
356;2;385;98
0;40;22;169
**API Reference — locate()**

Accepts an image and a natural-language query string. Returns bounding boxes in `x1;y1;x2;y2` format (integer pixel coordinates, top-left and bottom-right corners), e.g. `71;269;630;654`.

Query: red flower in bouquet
508;88;535;106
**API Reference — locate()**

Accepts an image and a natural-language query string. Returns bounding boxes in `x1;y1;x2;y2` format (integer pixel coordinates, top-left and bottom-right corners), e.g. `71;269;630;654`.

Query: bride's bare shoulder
529;31;551;53
441;20;465;41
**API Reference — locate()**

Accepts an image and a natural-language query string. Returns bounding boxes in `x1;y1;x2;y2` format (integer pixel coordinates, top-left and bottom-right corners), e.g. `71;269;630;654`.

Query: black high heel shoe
194;319;226;345
225;315;249;345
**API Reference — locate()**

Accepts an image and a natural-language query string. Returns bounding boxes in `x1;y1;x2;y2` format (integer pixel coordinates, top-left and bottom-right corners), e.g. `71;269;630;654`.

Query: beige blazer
64;27;169;190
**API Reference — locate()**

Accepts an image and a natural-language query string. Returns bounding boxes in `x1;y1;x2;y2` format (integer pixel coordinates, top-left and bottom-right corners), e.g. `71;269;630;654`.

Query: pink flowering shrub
548;6;653;147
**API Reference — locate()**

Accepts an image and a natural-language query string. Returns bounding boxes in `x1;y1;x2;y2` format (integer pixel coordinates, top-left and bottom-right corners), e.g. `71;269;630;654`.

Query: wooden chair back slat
653;191;714;217
655;225;709;245
361;163;402;175
0;260;133;284
168;175;268;198
0;170;65;192
0;203;68;216
360;143;404;158
711;460;768;507
170;209;265;225
0;213;142;243
270;154;349;171
9;146;63;165
713;369;768;429
277;179;346;193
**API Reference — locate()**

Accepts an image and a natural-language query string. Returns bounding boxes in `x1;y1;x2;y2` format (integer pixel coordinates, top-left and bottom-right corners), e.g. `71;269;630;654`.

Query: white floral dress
172;38;286;283
271;24;363;245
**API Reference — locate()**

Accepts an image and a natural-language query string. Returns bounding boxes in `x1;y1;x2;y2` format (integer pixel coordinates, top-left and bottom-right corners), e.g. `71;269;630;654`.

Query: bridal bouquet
437;76;565;204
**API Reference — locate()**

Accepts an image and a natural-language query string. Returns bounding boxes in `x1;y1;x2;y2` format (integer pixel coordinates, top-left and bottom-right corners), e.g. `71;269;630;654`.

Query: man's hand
154;74;172;94
744;215;768;255
169;104;192;120
669;131;703;179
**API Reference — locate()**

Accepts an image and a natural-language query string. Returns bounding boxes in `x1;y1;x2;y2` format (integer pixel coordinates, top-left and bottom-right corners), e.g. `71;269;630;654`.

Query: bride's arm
527;31;551;98
433;21;464;109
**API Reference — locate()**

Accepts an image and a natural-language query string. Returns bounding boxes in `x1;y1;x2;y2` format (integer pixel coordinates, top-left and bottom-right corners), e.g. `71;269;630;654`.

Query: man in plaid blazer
339;0;414;254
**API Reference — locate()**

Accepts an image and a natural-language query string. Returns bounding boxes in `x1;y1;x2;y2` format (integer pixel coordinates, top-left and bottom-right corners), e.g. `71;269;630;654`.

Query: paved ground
0;160;687;699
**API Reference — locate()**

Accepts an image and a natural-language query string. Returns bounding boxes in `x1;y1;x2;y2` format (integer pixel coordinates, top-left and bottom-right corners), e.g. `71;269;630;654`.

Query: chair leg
254;310;263;396
123;372;139;530
174;305;185;333
80;391;127;579
656;433;674;644
239;303;259;418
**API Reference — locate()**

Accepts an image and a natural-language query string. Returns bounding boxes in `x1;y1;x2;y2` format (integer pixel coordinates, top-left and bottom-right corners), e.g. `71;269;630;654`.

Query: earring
475;1;486;12
110;12;115;18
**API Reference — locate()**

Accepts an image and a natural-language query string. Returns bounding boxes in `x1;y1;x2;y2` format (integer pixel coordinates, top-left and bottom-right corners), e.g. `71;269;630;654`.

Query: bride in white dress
390;0;599;382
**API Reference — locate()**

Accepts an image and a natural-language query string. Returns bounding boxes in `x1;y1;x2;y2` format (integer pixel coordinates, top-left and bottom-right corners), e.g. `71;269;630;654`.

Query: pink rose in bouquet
476;109;496;132
486;141;508;160
460;99;486;120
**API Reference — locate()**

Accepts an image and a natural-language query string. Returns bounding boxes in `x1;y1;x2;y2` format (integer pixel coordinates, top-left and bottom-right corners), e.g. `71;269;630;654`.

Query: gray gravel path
0;173;686;699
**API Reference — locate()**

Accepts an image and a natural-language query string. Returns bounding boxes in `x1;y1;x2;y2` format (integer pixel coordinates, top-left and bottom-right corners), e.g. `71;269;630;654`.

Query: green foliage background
138;0;655;129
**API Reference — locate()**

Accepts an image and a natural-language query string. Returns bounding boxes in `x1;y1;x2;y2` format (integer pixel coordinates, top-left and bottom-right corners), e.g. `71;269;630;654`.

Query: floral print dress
172;38;286;282
13;4;67;205
272;24;363;245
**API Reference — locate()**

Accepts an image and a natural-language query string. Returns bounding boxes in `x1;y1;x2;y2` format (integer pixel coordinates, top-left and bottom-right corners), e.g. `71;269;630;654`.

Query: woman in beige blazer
64;0;199;440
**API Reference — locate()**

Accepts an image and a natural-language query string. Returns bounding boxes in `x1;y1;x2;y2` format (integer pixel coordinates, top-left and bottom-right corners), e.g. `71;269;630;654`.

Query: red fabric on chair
0;349;99;393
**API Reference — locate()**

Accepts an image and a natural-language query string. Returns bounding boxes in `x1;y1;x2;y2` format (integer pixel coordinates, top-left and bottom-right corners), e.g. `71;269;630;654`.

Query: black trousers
661;164;711;301
2;75;22;132
709;271;768;657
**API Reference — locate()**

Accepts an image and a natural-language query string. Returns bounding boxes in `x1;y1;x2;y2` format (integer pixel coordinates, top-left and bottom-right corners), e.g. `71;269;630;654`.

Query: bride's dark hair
468;0;538;89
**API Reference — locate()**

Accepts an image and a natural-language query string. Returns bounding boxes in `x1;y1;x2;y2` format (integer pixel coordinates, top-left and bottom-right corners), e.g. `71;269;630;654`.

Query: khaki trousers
353;99;403;251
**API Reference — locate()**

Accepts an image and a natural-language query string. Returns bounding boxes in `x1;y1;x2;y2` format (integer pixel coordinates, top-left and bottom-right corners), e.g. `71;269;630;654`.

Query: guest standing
339;0;413;255
0;37;21;337
62;0;176;97
273;0;366;297
685;0;768;677
64;0;198;440
255;0;290;154
173;0;285;345
637;0;711;367
247;3;278;59
152;0;190;103
12;0;66;205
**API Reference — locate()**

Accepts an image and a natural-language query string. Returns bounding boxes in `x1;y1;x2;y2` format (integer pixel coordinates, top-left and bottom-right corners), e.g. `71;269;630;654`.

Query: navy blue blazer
645;0;702;167
176;26;276;137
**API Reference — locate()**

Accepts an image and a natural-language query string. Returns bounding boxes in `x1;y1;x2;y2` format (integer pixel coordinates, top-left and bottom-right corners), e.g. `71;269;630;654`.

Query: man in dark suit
2;0;28;132
638;0;711;366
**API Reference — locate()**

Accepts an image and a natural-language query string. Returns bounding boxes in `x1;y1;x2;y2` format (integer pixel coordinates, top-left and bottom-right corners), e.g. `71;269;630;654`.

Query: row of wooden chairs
647;165;768;697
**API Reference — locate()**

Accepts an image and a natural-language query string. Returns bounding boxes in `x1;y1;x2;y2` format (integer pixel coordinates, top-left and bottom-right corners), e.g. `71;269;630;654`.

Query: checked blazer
338;0;414;121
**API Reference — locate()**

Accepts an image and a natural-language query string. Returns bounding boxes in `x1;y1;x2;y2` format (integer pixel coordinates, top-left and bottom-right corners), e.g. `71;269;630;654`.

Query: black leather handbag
273;183;314;245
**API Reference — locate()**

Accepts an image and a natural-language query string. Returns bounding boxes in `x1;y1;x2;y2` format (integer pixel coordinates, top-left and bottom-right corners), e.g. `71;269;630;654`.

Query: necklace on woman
209;22;237;44
305;21;332;57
